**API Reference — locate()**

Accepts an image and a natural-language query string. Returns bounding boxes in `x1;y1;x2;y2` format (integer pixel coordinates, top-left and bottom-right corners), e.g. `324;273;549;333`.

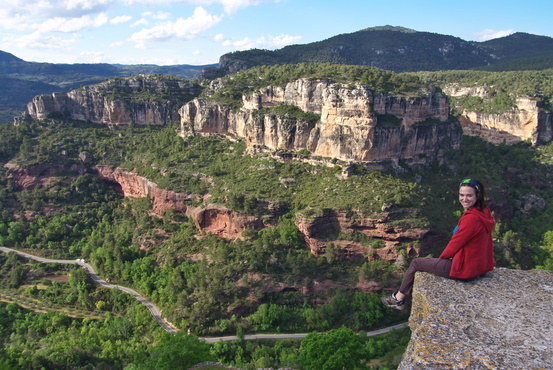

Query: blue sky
1;0;552;66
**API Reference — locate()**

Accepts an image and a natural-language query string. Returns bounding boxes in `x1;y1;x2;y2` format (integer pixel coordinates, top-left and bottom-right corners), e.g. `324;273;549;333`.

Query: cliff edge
399;268;553;369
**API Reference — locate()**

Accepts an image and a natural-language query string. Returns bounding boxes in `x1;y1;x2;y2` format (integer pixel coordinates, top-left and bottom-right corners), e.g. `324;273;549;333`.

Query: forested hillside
212;26;553;77
1;65;553;368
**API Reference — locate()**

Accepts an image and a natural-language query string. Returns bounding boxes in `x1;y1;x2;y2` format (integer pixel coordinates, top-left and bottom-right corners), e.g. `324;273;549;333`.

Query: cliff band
179;79;459;167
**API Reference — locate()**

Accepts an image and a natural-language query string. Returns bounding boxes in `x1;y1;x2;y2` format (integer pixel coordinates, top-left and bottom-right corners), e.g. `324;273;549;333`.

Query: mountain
2;59;553;368
0;50;213;84
475;32;553;71
212;26;553;76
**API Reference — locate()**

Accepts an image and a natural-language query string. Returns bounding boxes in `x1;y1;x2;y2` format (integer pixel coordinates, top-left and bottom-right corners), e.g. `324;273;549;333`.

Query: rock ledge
399;268;553;369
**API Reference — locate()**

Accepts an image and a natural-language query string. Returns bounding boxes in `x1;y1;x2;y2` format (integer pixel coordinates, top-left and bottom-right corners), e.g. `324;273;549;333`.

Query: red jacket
440;206;496;279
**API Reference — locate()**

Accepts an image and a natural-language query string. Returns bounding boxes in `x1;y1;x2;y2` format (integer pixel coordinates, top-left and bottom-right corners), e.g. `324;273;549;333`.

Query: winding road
0;246;177;333
0;246;408;341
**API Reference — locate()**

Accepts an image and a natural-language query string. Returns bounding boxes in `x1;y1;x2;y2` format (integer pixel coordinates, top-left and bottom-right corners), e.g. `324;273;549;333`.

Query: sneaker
381;292;406;310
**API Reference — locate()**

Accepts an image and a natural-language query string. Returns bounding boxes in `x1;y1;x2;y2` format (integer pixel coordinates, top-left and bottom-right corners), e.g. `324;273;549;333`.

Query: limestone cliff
399;268;553;369
444;85;553;145
179;79;461;167
19;75;201;127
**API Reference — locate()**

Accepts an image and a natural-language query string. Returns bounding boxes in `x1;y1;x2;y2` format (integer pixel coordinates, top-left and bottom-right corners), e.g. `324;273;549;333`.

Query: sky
1;0;552;66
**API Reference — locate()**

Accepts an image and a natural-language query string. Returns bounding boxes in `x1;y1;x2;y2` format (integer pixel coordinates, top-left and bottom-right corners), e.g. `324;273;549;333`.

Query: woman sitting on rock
381;178;496;310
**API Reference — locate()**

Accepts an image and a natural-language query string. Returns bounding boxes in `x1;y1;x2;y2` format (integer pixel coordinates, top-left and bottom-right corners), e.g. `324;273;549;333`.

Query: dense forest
1;64;553;368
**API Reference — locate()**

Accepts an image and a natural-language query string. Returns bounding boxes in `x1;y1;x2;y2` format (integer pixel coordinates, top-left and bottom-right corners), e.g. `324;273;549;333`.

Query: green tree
299;327;367;369
138;332;214;369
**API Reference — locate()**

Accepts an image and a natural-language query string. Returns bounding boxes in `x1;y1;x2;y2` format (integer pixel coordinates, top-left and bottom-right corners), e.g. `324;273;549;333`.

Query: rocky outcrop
399;268;553;369
179;79;461;167
444;85;553;145
295;209;439;262
4;163;86;189
457;98;553;145
91;165;263;239
19;76;200;127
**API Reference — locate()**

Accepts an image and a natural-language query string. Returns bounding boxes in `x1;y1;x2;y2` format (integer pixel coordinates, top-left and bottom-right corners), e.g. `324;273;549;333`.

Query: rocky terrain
5;163;435;266
400;268;553;369
444;85;553;145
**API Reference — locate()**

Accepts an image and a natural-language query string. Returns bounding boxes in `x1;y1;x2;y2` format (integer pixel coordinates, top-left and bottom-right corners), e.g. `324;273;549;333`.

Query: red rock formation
91;165;263;239
4;163;85;189
4;162;439;263
295;208;440;263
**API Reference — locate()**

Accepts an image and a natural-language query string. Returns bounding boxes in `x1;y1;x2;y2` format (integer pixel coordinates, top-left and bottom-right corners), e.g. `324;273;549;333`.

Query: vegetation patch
376;114;403;127
253;104;321;126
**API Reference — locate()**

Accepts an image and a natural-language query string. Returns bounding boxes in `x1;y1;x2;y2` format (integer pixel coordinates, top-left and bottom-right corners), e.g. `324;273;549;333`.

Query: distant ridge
0;50;25;63
212;26;553;76
359;25;417;33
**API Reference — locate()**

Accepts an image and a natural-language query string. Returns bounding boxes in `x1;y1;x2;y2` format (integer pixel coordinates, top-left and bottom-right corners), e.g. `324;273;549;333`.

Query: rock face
20;76;200;127
179;79;461;167
444;85;553;145
4;163;86;189
295;209;439;262
399;268;553;369
4;162;439;260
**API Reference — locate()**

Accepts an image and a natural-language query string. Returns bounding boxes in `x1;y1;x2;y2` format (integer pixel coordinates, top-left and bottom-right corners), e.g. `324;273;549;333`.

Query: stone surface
294;208;439;261
399;268;553;369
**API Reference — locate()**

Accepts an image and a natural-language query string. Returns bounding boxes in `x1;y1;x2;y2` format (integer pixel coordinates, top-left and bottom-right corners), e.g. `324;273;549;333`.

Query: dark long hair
459;178;487;210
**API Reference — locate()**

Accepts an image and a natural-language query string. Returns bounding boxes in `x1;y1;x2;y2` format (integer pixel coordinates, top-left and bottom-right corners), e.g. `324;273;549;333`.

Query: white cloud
219;0;268;14
214;33;225;42
121;0;276;14
37;13;108;33
109;41;125;47
0;0;114;24
131;19;149;27
223;33;302;50
474;29;515;41
14;31;76;49
152;11;171;19
79;50;106;63
111;15;132;24
129;6;222;47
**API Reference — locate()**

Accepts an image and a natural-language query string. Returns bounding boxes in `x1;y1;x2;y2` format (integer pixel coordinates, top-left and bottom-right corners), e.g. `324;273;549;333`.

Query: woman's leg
398;257;452;297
